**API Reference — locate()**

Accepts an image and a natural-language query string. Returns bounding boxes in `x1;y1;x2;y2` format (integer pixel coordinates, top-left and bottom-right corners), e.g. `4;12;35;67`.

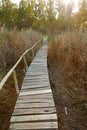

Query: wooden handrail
0;39;42;93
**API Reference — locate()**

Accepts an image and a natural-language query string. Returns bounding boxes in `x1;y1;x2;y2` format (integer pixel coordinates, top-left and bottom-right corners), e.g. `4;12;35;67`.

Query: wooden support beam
32;48;34;58
23;56;28;71
13;70;19;94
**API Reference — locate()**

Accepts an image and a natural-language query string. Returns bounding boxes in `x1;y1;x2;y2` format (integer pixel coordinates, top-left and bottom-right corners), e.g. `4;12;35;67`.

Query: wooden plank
23;78;50;86
22;83;49;86
24;76;48;79
24;74;48;77
23;81;49;85
18;93;52;99
15;102;54;109
16;98;53;104
23;76;48;80
10;122;58;130
27;71;47;73
25;76;48;79
10;114;57;123
22;84;50;88
21;87;50;90
21;85;50;90
23;79;49;82
20;86;50;92
26;72;47;75
26;72;47;77
26;66;47;69
12;107;56;116
18;97;53;101
19;89;51;96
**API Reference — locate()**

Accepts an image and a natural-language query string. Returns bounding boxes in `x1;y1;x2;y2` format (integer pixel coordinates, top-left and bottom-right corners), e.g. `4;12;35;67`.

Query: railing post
13;70;19;94
32;48;34;58
23;56;28;71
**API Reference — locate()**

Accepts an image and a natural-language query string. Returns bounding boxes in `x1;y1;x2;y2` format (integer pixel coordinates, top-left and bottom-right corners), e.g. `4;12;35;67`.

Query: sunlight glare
63;0;71;5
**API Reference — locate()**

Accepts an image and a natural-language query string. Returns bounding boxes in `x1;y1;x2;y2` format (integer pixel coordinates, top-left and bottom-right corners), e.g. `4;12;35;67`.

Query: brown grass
48;31;87;115
0;28;42;79
0;69;24;130
48;31;87;86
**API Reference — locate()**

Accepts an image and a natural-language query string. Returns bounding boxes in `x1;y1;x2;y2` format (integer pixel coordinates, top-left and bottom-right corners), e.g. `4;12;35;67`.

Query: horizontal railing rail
0;39;42;94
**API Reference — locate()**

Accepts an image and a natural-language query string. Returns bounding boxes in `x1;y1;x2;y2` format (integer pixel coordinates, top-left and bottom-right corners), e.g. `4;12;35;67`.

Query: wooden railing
0;39;42;94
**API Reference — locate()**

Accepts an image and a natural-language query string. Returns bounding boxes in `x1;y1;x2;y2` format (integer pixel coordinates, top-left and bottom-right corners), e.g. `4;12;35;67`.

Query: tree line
0;0;87;34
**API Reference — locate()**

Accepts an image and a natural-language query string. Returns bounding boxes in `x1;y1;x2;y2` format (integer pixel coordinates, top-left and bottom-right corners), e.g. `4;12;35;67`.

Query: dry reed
0;28;42;72
48;31;87;100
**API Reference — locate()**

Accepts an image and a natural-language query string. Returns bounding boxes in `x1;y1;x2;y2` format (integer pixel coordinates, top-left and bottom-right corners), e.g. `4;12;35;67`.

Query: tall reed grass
0;28;42;72
48;31;87;101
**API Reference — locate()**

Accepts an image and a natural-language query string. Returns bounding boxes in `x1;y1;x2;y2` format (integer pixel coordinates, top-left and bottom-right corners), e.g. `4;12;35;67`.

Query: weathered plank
10;122;58;130
12;107;56;116
19;89;51;96
22;84;50;89
20;86;50;92
11;114;57;123
15;102;55;109
16;98;53;103
18;93;53;99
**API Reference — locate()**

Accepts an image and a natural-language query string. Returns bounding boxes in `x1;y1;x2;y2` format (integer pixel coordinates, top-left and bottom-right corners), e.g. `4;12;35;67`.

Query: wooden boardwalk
9;42;58;130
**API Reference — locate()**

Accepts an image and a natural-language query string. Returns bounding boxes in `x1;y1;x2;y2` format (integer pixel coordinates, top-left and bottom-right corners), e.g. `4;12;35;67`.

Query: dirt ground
0;69;24;130
48;60;87;130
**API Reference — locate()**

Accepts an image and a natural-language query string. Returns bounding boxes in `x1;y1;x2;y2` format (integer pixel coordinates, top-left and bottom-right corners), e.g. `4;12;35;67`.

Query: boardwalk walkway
9;42;58;130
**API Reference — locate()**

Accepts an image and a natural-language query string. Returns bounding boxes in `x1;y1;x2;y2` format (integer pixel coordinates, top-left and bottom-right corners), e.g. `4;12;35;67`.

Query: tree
1;0;12;28
76;0;87;28
46;0;56;34
55;0;74;32
0;0;19;28
17;0;27;29
32;0;46;33
25;0;36;28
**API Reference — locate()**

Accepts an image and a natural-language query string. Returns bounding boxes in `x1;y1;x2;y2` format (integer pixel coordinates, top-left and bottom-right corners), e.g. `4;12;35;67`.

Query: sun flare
63;0;71;5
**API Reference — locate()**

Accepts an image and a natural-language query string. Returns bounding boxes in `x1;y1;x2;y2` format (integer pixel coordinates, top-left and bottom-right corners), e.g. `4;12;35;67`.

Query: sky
11;0;79;5
11;0;79;12
11;0;21;5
